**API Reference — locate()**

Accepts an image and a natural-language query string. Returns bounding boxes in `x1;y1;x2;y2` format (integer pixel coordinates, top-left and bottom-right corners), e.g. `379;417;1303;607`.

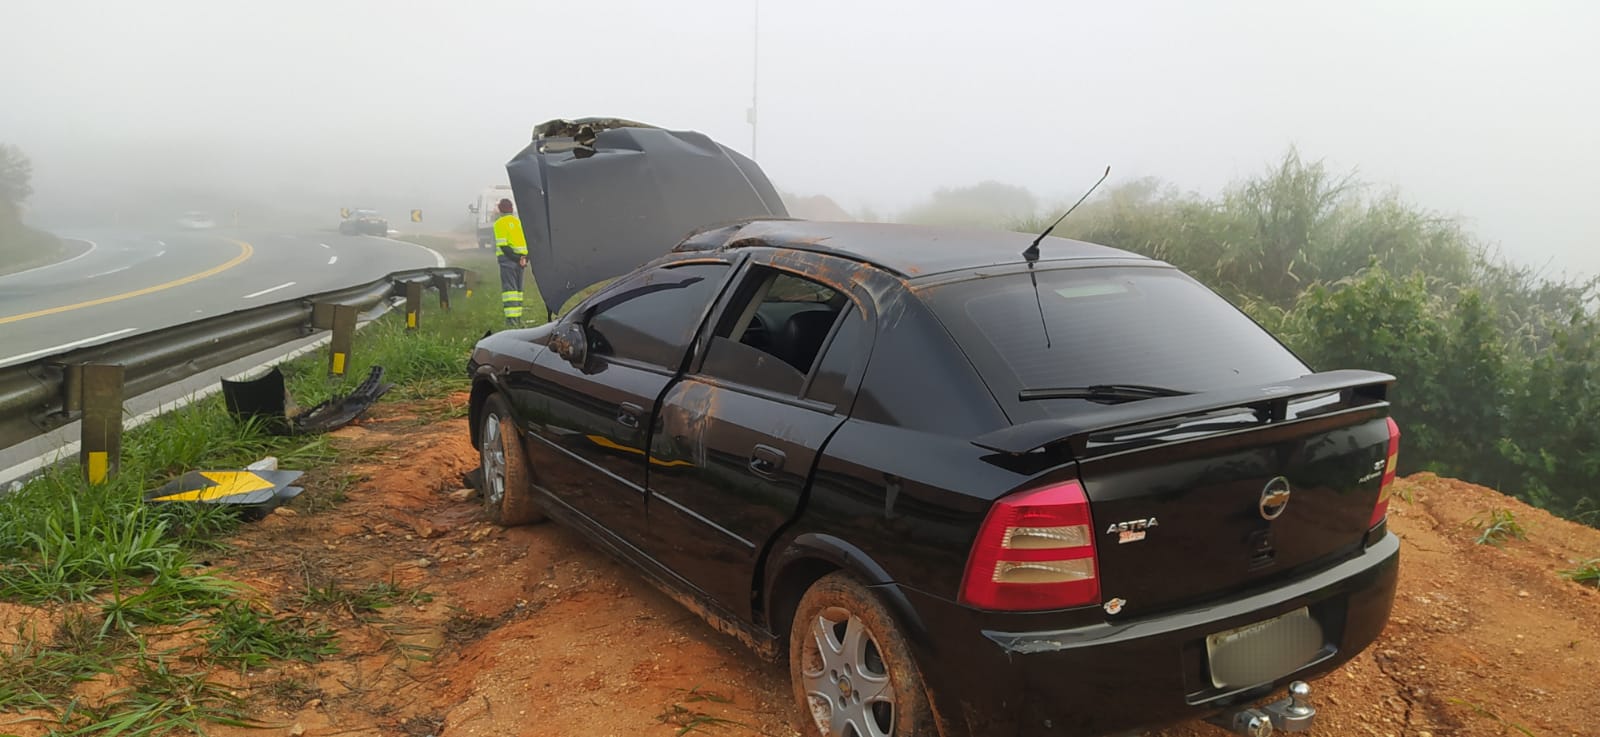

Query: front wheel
478;393;546;526
789;573;935;737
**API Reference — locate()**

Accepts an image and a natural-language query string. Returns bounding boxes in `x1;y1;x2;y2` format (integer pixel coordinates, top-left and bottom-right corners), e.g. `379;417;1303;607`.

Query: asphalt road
0;228;445;368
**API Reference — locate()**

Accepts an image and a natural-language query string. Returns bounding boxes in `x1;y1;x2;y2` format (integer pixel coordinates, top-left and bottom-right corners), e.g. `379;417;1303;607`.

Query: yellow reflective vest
493;214;527;257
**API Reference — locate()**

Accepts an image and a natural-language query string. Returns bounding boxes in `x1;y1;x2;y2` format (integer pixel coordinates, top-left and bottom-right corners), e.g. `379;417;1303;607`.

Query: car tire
789;573;935;737
478;393;546;526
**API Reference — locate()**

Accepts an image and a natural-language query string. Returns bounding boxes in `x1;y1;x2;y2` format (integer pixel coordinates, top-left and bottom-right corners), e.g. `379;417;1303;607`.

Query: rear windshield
923;266;1308;416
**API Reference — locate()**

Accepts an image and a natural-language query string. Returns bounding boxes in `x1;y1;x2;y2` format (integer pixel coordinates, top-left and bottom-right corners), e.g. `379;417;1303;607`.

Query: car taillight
959;480;1100;611
1368;417;1401;528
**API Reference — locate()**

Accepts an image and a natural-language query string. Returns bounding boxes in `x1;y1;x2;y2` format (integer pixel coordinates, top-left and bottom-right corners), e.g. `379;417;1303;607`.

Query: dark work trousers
499;255;525;323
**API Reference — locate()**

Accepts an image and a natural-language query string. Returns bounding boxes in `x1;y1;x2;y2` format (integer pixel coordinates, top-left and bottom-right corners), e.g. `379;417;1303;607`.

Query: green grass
1561;559;1600;587
0;625;114;714
0;251;520;731
204;601;337;668
58;658;266;737
1472;508;1529;547
300;579;432;616
656;685;747;736
281;250;517;408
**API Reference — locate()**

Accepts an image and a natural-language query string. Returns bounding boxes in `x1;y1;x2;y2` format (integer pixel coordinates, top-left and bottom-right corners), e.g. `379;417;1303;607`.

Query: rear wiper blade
1018;384;1193;404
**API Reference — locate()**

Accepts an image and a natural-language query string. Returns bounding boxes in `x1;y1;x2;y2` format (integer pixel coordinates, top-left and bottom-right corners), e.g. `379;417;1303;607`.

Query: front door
510;261;731;546
646;261;873;618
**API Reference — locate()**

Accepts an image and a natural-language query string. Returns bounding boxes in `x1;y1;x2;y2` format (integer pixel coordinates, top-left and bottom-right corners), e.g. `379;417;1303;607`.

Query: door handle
617;402;643;429
749;444;786;479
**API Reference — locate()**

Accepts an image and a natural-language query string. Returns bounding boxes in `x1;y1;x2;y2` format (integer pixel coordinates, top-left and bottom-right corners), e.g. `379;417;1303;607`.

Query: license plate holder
1205;607;1323;689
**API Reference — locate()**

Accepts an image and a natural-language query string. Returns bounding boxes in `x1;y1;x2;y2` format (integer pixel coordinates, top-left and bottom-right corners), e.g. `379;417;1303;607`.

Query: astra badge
1106;517;1158;544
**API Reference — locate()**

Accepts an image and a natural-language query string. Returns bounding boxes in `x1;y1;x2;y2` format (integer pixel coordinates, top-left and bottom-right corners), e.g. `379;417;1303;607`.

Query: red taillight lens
1368;417;1401;528
959;481;1100;611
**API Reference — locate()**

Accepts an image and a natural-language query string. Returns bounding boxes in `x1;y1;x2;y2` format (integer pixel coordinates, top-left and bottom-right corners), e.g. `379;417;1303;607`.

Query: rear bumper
902;531;1400;737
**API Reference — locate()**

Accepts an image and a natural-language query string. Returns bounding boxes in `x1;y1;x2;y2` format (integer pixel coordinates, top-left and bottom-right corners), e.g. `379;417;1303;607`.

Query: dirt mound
12;395;1599;737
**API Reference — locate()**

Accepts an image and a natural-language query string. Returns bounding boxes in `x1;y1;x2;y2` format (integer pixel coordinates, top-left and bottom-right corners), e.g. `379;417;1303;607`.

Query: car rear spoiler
971;369;1395;456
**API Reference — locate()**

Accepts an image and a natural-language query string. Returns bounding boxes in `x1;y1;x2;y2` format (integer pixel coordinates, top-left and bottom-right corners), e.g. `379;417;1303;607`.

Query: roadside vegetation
899;149;1598;528
0;143;64;277
0;248;509;734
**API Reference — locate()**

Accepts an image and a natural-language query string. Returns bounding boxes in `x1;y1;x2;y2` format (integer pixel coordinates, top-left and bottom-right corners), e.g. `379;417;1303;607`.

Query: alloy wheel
800;606;896;737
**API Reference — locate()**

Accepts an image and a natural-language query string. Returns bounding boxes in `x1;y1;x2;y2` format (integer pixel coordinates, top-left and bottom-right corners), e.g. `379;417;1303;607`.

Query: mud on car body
467;120;1400;737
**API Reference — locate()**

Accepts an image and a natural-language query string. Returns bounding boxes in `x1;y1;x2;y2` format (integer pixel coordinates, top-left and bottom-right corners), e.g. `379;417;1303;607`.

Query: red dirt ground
11;393;1600;737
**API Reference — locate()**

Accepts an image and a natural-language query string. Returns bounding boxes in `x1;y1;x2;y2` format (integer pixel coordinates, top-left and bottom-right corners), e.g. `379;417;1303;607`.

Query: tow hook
1209;681;1317;736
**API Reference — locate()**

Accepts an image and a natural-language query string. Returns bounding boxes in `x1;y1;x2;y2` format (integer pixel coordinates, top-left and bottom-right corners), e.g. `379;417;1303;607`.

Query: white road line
1;238;99;280
153;250;166;258
156;240;166;247
318;242;331;249
328;256;338;265
242;281;296;299
0;327;138;367
374;236;447;268
83;265;133;279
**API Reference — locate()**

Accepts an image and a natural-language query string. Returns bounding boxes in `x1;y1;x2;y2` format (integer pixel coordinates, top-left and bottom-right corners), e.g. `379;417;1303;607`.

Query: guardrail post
329;304;357;377
80;364;123;484
405;282;423;331
311;302;334;331
432;273;451;312
464;270;479;298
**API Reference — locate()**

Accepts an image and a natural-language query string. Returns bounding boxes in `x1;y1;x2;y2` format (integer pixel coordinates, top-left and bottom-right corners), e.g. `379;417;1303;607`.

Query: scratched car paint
466;119;1402;737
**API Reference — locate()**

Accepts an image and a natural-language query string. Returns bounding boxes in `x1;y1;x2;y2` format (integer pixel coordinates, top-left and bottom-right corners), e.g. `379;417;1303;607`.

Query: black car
339;208;387;236
467;121;1400;737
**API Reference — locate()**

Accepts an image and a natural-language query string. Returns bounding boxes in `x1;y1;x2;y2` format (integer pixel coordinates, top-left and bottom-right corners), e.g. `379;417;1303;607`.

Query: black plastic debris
145;469;304;521
221;366;392;435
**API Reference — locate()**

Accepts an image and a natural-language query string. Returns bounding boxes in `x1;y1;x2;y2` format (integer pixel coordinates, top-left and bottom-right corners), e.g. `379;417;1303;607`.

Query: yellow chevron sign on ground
146;469;303;506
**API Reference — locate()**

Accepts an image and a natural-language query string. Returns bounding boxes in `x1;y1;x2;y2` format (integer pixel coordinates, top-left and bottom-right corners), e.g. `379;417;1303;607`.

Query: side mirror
468;204;478;214
550;323;587;367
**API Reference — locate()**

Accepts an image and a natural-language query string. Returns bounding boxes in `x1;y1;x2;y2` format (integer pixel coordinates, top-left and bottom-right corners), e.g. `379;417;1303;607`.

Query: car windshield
923;266;1309;415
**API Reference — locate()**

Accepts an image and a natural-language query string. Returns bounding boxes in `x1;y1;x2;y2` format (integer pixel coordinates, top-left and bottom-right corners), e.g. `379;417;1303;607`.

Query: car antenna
1021;166;1111;348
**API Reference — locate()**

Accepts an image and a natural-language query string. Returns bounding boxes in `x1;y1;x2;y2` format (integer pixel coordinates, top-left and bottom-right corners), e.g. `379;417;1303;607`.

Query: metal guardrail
0;267;463;454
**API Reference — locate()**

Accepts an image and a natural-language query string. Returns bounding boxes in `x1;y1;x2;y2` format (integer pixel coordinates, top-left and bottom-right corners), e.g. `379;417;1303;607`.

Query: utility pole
749;0;760;159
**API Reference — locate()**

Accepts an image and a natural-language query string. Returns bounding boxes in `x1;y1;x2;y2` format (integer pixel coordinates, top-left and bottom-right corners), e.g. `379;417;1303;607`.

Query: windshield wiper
1018;384;1193;404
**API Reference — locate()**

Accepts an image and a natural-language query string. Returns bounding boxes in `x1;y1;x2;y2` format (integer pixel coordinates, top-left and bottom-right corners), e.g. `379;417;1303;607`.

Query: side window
699;267;847;395
584;263;728;369
804;305;864;409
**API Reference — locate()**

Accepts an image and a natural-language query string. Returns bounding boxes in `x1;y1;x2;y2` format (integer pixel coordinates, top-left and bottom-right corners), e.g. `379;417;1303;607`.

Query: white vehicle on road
177;211;216;230
469;185;513;249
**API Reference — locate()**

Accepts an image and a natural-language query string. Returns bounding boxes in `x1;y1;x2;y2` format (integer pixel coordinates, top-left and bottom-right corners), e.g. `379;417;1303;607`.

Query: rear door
510;260;731;545
646;260;873;617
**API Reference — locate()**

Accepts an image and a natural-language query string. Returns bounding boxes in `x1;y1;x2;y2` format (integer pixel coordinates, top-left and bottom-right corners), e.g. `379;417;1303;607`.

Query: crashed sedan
468;120;1400;737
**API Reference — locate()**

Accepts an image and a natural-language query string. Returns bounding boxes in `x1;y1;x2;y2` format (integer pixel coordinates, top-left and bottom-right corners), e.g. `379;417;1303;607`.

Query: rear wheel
478;393;546;526
789;573;934;737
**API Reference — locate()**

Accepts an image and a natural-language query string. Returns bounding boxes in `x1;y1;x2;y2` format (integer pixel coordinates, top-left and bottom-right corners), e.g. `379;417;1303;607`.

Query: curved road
0;228;445;368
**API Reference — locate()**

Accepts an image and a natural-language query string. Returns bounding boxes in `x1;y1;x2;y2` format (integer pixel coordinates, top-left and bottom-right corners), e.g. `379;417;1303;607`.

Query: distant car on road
339;209;387;236
176;211;215;230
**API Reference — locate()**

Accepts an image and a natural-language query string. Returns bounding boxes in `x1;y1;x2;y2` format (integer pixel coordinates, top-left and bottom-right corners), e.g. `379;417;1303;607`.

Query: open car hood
505;118;788;315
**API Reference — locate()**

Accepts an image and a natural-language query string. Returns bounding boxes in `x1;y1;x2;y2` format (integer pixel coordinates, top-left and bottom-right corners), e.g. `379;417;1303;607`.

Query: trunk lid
1075;400;1392;617
972;371;1396;618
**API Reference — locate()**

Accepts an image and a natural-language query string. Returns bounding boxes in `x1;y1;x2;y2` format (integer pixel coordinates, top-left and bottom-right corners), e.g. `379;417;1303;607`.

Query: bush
1000;149;1599;526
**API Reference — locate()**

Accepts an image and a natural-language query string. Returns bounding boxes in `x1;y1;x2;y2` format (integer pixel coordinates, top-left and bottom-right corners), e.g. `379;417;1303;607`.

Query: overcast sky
2;1;1596;274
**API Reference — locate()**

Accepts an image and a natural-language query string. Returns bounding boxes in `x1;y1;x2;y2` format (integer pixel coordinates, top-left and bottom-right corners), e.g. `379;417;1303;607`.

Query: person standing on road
493;198;528;327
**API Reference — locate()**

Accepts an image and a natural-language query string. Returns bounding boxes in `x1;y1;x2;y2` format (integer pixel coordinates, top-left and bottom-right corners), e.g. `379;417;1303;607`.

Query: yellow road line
0;240;254;326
